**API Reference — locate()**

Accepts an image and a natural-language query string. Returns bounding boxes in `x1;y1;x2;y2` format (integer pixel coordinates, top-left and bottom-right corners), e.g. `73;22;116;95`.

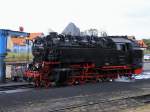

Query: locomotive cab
112;37;143;74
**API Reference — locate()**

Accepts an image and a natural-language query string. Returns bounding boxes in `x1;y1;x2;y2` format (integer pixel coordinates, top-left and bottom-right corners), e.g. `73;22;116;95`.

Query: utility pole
26;38;30;63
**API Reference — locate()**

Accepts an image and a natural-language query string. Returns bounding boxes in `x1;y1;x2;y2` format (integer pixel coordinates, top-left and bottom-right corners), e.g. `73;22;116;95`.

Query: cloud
0;0;150;39
126;4;150;18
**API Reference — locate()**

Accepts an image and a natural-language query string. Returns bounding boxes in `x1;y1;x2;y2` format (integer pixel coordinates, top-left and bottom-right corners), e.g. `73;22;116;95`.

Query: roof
28;33;43;40
11;38;26;46
111;37;131;43
127;36;135;40
137;40;148;48
11;32;43;46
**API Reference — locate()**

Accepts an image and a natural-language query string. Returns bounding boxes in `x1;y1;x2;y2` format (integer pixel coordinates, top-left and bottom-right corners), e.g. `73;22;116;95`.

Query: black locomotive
25;32;143;87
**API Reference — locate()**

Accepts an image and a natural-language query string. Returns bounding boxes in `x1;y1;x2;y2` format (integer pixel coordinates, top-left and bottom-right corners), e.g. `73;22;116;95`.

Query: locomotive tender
25;32;143;87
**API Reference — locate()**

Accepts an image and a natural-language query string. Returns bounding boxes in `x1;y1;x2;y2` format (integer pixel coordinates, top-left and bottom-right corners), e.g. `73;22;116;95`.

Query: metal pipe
0;55;5;82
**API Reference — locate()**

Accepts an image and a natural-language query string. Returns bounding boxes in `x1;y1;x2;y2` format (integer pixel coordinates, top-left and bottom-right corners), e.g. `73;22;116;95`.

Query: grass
5;52;33;62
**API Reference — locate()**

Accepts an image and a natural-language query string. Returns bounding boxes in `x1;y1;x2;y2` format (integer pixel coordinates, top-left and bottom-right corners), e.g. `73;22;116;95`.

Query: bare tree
100;31;108;37
83;28;98;36
82;28;108;37
88;28;98;36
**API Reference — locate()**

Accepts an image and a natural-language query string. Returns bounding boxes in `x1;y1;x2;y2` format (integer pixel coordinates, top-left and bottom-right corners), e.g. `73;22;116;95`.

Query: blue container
0;30;7;55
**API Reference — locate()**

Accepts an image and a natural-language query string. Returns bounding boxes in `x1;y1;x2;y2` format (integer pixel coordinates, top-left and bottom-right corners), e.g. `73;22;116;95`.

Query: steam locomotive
25;32;143;87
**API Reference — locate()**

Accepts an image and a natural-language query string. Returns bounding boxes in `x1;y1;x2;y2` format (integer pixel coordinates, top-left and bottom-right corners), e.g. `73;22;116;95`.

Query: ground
0;62;149;112
122;104;150;112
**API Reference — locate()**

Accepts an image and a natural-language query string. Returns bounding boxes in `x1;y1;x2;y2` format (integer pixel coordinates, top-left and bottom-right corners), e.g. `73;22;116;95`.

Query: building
127;36;136;40
127;36;148;50
137;39;148;50
7;33;43;53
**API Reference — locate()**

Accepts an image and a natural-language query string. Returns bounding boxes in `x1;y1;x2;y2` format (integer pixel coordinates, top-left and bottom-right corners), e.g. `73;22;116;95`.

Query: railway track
0;83;34;91
48;94;150;112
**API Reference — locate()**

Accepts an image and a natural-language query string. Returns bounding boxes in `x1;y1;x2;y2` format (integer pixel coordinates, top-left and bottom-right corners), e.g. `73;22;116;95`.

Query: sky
0;0;150;39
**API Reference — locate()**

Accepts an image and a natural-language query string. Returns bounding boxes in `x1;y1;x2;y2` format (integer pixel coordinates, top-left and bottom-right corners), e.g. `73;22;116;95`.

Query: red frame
24;62;143;87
